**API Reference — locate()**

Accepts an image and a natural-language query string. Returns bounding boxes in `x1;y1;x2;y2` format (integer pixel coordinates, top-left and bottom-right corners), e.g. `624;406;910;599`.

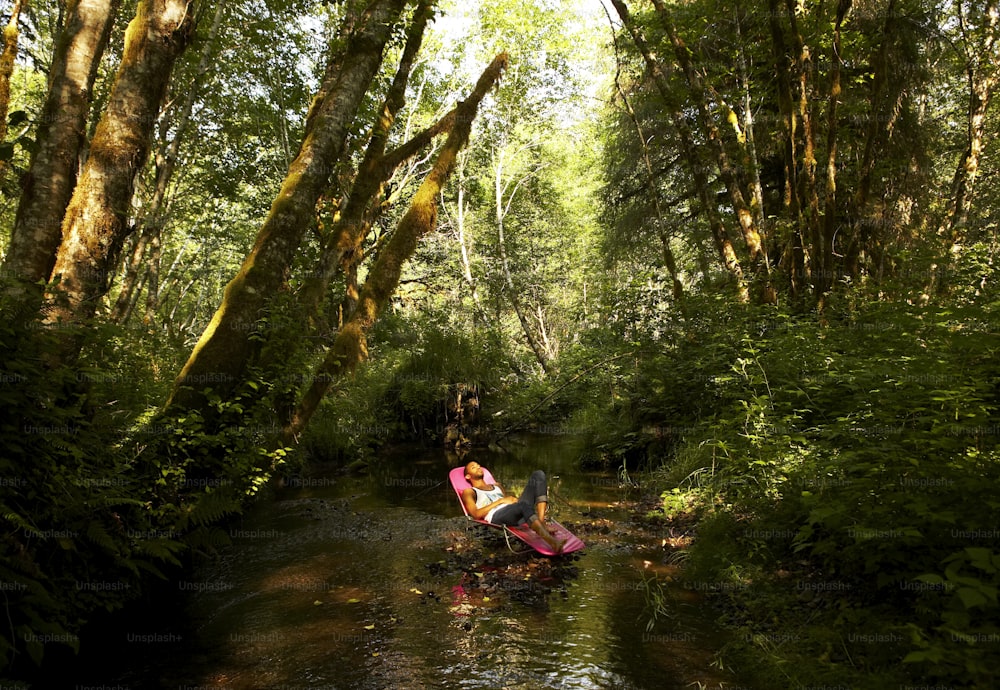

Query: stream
71;434;755;689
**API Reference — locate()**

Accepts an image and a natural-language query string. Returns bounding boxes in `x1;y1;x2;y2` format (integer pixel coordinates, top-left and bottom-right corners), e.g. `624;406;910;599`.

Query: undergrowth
571;283;1000;688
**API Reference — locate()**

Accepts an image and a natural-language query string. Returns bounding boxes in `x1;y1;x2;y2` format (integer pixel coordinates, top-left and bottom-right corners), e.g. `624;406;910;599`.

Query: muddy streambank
64;436;756;689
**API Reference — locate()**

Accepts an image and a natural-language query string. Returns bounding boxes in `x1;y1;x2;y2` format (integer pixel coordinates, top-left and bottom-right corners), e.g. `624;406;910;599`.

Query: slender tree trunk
845;0;898;278
652;0;765;273
785;0;823;293
536;304;556;360
612;43;684;303
818;0;852;296
141;228;161;322
2;0;120;304
609;0;746;301
116;260;145;324
166;0;408;412
43;0;196;351
281;53;509;445
944;0;1000;246
113;0;227;323
734;2;776;302
604;1;684;302
451;154;488;320
495;149;551;374
0;0;26;148
734;5;765;236
767;0;807;297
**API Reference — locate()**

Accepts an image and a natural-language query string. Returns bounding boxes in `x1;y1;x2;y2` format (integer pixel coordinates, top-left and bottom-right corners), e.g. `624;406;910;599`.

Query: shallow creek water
85;434;756;689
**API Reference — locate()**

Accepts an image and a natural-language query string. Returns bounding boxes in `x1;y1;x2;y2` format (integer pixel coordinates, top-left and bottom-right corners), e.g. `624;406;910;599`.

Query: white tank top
474;485;504;523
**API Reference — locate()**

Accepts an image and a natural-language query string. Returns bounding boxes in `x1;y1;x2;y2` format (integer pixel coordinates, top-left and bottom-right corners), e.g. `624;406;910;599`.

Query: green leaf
957;587;989;609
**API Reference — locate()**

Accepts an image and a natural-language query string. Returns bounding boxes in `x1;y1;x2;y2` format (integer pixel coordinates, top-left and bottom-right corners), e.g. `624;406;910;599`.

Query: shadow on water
70;434;755;689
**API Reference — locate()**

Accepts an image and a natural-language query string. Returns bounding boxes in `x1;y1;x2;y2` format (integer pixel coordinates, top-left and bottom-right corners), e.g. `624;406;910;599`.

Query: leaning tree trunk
43;0;196;355
607;25;684;303
281;53;509;445
296;0;443;327
651;0;766;272
2;0;120;305
165;0;408;413
112;0;228;324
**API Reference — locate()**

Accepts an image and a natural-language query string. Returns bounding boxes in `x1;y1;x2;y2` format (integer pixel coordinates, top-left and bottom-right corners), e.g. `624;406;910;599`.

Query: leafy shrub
597;290;1000;686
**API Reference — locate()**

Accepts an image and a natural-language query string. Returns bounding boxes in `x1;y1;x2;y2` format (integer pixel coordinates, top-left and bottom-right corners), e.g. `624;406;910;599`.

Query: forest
0;0;998;687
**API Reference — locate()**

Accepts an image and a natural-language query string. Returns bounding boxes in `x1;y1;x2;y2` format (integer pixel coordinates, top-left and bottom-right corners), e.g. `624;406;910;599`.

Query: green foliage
904;547;1000;686
618;289;1000;686
0;298;294;674
0;306;185;671
295;310;515;460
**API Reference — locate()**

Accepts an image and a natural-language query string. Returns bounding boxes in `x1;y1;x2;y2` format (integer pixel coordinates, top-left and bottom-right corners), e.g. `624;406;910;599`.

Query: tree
940;0;1000;247
43;0;197;354
165;0;409;412
0;0;26;149
1;0;121;304
609;0;747;300
283;52;509;443
111;0;229;324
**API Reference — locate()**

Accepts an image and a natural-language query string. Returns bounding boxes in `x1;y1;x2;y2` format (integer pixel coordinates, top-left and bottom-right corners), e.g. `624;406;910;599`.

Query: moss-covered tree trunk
43;0;196;348
785;0;822;294
817;0;851;296
1;0;120;305
296;0;442;327
766;0;807;297
166;0;407;412
281;53;509;445
651;0;765;273
0;0;26;149
112;0;227;324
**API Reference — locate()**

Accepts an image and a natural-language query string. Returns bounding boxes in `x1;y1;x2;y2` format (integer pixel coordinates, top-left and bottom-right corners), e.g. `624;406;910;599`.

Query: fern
135;538;185;567
85;520;120;555
2;510;41;538
183;525;233;554
184;489;242;529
